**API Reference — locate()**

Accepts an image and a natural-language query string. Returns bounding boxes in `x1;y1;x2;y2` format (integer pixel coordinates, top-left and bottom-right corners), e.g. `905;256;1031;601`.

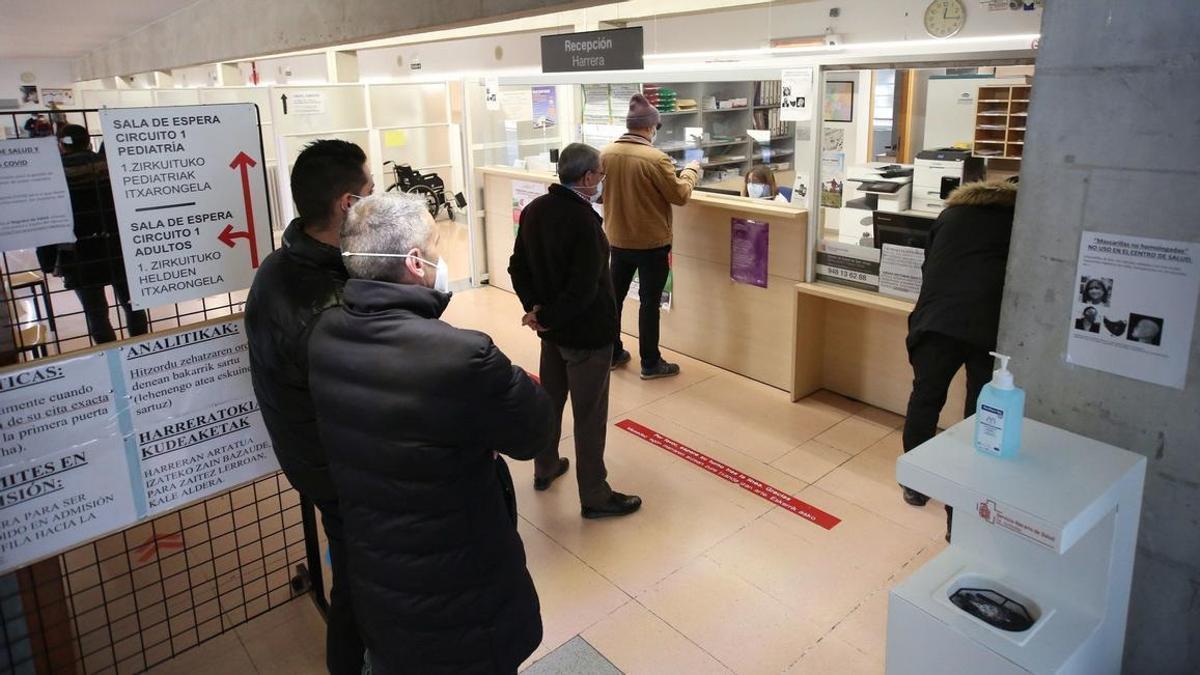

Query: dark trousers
535;341;614;508
610;245;670;368
313;501;365;675
902;333;993;537
902;332;995;453
75;281;148;344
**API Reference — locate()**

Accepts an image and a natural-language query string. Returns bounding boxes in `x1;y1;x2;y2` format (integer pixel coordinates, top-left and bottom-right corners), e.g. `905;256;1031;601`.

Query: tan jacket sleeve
650;154;699;206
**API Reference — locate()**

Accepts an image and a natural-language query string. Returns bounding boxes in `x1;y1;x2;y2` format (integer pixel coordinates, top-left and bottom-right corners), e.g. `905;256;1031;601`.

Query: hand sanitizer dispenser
974;352;1024;458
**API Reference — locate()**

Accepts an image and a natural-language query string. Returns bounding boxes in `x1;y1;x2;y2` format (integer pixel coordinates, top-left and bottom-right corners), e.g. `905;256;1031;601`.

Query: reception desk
792;282;967;429
482;166;808;390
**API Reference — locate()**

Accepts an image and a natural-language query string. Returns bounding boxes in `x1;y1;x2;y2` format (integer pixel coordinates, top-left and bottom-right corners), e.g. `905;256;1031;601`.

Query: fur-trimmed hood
946;179;1018;208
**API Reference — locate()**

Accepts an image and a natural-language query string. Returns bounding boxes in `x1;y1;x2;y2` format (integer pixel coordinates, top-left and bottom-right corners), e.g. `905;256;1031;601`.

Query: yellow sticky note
385;130;408;147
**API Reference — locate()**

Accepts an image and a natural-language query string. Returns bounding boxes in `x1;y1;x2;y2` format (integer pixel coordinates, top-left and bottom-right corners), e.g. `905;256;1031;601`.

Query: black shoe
534;458;570;491
902;486;930;507
582;492;642;519
640;361;680;380
611;349;632;370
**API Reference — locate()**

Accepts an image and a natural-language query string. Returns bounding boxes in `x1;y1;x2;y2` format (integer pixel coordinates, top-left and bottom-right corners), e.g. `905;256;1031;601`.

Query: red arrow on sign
219;151;261;268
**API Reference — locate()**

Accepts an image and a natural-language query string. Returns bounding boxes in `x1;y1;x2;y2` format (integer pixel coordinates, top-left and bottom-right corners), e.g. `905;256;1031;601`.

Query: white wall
0;59;76;111
236;53;328;86
357;30;547;82
633;0;1043;55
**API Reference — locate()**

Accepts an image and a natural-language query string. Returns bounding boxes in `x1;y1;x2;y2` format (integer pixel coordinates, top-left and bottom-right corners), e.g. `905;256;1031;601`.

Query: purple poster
731;218;769;288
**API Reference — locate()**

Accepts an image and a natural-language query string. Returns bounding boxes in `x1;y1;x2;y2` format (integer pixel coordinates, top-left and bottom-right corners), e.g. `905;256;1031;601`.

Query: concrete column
996;1;1200;672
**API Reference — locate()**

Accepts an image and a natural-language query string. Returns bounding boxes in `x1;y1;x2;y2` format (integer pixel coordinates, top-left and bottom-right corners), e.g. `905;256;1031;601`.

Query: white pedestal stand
886;417;1145;675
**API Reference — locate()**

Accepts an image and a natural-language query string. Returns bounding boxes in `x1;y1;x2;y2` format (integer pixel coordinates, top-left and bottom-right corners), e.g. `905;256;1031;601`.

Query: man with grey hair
509;142;642;519
307;192;554;673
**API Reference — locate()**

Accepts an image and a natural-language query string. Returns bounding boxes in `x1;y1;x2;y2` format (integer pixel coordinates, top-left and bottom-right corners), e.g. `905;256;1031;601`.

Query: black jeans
902;332;994;453
314;501;365;675
610;245;670;368
75;281;148;344
536;341;614;508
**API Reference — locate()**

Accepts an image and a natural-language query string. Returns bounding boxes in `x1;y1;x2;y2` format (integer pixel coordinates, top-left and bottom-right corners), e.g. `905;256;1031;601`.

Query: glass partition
814;64;1033;298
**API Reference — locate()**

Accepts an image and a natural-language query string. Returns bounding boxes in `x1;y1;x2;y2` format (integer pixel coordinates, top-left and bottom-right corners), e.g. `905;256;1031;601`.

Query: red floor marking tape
616;419;841;530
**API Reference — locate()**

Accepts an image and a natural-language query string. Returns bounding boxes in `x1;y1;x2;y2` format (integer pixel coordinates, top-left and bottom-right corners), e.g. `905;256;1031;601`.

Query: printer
912;149;985;214
837;163;914;244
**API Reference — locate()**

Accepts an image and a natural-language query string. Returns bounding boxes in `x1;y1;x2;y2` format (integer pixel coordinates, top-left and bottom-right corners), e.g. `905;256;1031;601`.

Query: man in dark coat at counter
901;179;1017;533
37;124;148;344
244;139;373;675
308;192;555;674
508;142;642;519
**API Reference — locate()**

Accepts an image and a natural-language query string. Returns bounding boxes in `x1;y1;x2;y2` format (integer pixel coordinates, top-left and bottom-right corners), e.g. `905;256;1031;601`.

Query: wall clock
924;0;967;39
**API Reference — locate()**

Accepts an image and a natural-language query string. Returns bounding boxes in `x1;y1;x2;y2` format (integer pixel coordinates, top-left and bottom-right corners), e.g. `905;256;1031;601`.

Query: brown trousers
535;341;614;508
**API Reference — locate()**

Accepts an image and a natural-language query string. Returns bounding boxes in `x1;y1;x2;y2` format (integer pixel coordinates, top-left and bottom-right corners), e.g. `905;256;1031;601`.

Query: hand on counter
685;160;702;174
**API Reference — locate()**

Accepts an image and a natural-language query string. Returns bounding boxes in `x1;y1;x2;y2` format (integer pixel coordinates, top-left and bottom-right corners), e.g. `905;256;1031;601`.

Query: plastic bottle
974;352;1024;458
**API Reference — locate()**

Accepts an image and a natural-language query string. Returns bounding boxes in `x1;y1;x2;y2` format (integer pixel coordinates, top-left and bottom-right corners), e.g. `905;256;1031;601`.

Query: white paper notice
815;242;880;292
120;321;251;427
0;353;118;463
879;244;925;301
137;397;276;516
286;91;327;115
101;104;270;309
0;443;138;573
791;172;811;205
500;90;534;122
0;137;75;251
484;79;501;111
1066;232;1200;389
780;68;814;122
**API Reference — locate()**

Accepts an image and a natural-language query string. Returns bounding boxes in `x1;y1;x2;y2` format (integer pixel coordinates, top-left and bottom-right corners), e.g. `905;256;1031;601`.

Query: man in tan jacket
602;94;701;379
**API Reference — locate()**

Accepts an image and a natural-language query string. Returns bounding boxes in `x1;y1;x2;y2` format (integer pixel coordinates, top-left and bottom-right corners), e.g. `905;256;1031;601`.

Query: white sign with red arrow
101;104;270;309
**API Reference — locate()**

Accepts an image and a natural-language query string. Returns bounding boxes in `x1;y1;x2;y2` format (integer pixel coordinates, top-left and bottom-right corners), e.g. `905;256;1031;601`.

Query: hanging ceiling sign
541;27;644;73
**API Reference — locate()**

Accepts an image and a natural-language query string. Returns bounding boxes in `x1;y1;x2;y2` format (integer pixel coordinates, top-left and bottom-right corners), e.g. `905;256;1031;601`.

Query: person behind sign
36;124;149;345
901;178;1018;539
508;142;642;519
244;139;373;675
307;192;554;673
602;94;701;379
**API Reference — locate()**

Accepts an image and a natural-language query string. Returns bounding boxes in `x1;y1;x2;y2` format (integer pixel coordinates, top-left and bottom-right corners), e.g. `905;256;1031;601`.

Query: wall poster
0;136;75;251
731;218;769;288
101;104;271;310
1066;232;1199;389
531;86;558;129
780;68;814;122
511;180;546;236
0;319;280;574
820;152;845;208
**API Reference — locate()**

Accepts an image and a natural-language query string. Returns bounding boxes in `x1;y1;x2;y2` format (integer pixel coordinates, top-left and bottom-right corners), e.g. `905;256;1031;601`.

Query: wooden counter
482;166;808;390
792;282;967;429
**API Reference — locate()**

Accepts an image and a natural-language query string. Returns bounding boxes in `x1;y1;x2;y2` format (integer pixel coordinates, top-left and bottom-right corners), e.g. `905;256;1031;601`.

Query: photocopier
836;163;914;244
912;149;985;214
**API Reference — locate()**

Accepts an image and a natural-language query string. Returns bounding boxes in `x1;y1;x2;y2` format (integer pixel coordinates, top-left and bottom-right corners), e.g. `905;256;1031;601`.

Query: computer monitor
873;212;935;250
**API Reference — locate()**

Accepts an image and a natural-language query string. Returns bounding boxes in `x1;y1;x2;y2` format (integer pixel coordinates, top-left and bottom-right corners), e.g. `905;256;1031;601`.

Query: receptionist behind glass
742;166;791;203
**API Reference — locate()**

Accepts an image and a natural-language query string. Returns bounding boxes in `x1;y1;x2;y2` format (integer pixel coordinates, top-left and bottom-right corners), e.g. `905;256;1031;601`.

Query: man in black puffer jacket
901;179;1017;528
309;192;554;674
245;140;373;675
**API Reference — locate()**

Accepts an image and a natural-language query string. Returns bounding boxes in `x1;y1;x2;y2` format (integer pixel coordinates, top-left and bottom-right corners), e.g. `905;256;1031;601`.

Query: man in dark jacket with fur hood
308;192;554;674
901;179;1017;511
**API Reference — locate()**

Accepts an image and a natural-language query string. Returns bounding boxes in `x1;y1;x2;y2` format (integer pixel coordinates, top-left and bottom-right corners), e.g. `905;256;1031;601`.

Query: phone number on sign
820;267;870;283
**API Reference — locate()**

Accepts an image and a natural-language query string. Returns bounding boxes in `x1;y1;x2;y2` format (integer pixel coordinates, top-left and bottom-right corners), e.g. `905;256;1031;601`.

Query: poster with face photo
1066;232;1199;389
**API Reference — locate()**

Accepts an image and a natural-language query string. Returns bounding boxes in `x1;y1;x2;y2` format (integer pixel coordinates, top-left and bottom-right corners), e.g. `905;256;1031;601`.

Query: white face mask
747;183;769;199
341;252;450;293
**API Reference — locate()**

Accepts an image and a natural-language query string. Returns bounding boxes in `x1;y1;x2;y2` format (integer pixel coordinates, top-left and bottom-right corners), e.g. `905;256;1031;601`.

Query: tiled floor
148;286;947;674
